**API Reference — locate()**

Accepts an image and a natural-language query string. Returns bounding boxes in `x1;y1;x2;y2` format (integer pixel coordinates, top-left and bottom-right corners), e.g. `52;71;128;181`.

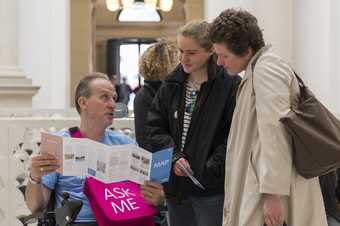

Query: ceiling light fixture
106;0;174;12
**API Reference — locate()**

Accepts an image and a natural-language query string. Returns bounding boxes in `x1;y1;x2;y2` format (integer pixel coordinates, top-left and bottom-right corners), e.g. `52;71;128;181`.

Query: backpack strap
68;126;82;138
143;83;157;97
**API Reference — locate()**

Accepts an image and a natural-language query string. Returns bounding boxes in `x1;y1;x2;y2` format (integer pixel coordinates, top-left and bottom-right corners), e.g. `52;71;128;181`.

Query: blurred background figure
117;77;132;105
134;40;178;149
110;75;121;102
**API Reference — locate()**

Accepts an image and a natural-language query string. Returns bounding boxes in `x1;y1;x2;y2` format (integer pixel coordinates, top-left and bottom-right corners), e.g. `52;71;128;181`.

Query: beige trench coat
223;46;327;226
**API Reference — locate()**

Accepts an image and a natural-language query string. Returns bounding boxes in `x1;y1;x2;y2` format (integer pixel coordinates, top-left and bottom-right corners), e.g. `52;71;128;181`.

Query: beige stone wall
70;0;93;107
96;22;182;43
93;0;204;73
94;0;187;42
70;0;205;100
96;41;107;74
94;0;204;42
185;0;204;22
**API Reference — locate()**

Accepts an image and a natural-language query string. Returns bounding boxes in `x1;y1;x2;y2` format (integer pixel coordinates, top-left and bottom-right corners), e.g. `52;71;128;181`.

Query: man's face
214;43;252;76
82;79;117;128
177;35;212;74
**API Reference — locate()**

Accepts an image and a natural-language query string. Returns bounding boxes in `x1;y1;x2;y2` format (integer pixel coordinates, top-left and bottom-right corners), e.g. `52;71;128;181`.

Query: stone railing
0;108;134;226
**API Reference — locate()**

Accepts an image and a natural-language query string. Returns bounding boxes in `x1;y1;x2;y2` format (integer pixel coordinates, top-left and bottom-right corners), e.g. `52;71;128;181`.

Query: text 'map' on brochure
40;132;173;184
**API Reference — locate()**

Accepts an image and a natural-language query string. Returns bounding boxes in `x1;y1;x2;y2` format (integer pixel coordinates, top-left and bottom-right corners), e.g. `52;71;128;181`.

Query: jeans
328;215;340;226
166;194;224;226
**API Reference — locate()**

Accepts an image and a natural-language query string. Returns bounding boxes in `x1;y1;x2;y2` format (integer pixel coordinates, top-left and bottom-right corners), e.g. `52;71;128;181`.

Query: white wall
18;0;70;108
204;0;293;62
293;0;339;114
253;0;293;62
204;0;254;22
293;0;331;106
331;0;340;114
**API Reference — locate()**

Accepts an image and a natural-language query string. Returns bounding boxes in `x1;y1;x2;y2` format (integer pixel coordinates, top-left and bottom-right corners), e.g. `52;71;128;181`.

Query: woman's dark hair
209;8;265;56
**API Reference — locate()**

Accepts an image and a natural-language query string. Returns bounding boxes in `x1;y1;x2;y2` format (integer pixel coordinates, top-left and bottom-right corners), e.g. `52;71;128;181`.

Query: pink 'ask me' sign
84;177;156;226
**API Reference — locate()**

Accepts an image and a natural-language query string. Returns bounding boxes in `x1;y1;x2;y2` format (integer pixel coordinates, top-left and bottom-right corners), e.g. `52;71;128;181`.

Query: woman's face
177;35;212;74
214;43;253;76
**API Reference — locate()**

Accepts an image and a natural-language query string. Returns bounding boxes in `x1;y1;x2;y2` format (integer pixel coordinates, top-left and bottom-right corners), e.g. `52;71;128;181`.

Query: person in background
118;77;132;105
110;75;120;102
134;40;178;150
209;8;327;226
146;21;241;226
134;41;178;226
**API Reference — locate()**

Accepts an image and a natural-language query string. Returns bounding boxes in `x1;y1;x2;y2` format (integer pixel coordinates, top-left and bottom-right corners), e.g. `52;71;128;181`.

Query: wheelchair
17;186;83;226
16;173;168;226
17;185;167;226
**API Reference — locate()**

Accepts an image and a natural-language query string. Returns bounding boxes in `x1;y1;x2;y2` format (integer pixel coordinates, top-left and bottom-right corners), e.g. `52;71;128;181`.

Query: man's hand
29;153;59;181
173;158;193;176
141;181;165;206
263;194;284;226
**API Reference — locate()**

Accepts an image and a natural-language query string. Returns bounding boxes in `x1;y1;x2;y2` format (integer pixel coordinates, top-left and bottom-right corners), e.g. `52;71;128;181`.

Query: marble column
0;0;40;108
293;0;339;113
0;1;39;225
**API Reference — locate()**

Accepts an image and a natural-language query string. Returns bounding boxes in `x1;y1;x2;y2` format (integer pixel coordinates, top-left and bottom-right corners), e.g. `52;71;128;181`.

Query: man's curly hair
209;8;265;56
139;40;178;81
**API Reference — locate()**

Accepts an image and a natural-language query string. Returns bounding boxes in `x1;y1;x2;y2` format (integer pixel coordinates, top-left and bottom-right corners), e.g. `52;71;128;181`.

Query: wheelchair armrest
55;199;83;226
17;190;82;226
17;213;39;225
17;210;55;226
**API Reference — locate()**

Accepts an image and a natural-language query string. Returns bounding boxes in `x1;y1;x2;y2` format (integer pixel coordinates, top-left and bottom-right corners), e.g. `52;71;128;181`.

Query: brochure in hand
40;132;173;184
177;161;205;190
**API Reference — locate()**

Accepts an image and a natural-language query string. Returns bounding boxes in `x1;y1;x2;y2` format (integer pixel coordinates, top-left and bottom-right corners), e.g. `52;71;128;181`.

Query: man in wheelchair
25;73;165;226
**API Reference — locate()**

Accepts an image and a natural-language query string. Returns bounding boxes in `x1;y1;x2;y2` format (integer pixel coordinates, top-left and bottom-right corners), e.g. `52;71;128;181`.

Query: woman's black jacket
146;58;241;200
134;80;162;150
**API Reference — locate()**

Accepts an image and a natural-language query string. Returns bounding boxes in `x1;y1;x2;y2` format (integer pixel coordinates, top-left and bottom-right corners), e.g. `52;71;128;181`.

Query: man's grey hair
74;72;109;114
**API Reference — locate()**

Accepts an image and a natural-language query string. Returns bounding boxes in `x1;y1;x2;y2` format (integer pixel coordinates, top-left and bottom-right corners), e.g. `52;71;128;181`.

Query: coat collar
238;45;272;88
244;44;272;79
166;55;224;84
144;80;162;90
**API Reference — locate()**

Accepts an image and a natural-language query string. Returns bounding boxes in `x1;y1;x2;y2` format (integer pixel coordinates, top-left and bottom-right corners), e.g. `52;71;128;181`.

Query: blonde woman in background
134;41;178;213
134;40;178;150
